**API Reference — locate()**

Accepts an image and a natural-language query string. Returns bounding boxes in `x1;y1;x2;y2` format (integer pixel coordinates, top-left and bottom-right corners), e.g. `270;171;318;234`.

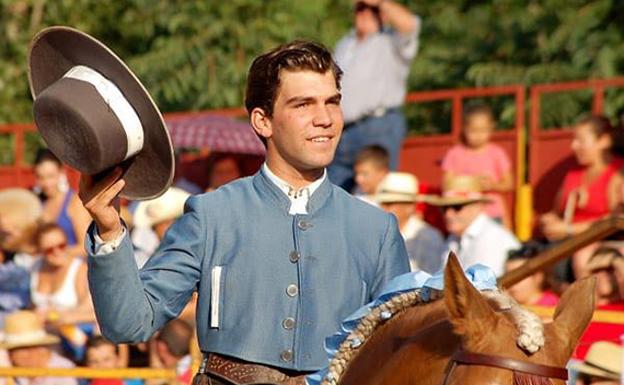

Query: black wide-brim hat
28;26;174;200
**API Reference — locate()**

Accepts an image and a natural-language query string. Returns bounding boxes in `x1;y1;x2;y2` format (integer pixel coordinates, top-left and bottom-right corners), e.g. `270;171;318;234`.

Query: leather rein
441;350;568;385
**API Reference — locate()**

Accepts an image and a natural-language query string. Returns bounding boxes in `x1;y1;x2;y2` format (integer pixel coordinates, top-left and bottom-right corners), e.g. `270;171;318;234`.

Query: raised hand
78;168;126;242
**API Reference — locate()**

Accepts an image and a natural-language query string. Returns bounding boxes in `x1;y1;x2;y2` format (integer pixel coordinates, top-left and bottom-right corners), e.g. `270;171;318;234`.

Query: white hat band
63;65;144;161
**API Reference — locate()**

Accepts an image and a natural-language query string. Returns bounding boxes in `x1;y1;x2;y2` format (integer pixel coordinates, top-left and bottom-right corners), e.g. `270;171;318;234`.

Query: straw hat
0;188;42;228
28;26;174;200
427;175;491;206
133;187;190;228
376;172;424;204
0;311;59;350
571;341;622;380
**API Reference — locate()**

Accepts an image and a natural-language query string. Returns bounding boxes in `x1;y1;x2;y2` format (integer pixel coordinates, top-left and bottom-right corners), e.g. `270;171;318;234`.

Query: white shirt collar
262;163;326;215
400;215;425;240
463;213;489;239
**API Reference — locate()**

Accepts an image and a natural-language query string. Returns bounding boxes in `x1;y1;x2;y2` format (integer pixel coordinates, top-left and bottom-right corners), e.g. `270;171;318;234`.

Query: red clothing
534;291;559;306
559;157;624;223
574;302;624;359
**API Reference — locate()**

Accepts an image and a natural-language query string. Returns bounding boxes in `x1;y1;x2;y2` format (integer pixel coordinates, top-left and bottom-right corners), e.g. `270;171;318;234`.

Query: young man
81;41;409;385
353;145;389;204
329;0;421;190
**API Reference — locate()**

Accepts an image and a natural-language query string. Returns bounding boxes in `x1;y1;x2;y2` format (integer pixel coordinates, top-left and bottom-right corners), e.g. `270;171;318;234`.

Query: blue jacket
87;169;409;371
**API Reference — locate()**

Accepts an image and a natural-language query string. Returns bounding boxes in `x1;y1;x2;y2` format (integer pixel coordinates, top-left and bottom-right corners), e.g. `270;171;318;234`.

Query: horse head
443;253;596;385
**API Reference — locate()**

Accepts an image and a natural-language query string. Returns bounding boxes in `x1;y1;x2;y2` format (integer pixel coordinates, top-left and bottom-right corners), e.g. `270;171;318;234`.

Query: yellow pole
514;124;533;241
0;367;176;379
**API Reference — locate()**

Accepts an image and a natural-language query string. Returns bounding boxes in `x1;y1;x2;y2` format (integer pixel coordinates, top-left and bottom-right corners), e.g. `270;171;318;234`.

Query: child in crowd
504;253;559;307
353;145;390;205
84;336;141;385
441;105;513;227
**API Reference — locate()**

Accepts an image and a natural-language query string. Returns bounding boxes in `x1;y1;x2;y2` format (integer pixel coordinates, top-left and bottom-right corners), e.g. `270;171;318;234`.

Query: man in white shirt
430;175;520;276
376;172;444;273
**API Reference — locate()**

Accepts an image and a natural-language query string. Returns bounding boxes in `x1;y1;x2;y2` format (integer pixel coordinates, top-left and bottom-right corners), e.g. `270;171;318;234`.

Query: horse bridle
441;350;568;385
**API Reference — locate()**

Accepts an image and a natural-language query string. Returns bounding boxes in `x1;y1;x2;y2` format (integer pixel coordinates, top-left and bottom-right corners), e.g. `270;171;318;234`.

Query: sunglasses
42;242;67;255
441;204;470;213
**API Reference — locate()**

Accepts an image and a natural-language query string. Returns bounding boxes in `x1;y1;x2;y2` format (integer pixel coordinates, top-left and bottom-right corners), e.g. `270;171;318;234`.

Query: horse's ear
444;252;496;336
552;276;596;356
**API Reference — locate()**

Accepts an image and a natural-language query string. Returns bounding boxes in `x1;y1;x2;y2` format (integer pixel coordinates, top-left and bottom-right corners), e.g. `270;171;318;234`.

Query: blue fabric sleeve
87;196;205;343
370;214;410;299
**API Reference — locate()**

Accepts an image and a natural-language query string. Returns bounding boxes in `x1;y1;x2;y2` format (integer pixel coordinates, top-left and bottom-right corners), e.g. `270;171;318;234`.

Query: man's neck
265;159;324;190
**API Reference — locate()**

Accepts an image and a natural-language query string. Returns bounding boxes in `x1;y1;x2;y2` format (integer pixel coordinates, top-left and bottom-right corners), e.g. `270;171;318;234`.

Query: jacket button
282;317;296;330
297;220;311;230
286;284;299;297
280;349;293;362
289;251;300;263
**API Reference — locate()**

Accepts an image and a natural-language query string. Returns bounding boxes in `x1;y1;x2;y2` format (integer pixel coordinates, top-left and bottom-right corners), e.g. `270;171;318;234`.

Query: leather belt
201;353;309;385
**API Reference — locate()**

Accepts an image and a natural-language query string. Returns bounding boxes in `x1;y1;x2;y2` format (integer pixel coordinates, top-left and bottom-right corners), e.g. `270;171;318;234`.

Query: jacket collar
253;166;333;216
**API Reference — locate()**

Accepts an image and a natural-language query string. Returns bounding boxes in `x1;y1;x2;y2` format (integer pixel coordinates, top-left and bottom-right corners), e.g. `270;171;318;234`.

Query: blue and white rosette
306;264;497;385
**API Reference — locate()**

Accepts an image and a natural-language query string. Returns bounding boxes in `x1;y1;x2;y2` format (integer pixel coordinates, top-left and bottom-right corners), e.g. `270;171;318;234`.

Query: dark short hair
354;145;389;169
34;148;62;168
86;335;118;353
245;40;342;118
156;319;192;358
463;104;495;123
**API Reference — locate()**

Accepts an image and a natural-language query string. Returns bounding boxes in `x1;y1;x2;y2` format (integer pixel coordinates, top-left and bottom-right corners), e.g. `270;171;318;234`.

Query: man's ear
250;107;272;141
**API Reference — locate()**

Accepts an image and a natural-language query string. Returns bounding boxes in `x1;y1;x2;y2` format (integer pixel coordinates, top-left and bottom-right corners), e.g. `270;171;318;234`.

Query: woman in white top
31;223;95;326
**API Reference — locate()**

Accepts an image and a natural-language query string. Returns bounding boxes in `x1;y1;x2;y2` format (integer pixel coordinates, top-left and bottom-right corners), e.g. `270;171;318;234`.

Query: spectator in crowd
84;336;140;385
172;151;202;195
540;116;624;279
31;223;96;361
34;149;90;257
0;189;40;328
0;188;42;270
574;245;624;359
131;187;191;268
504;252;559;307
0;249;30;329
353;145;389;205
441;104;513;227
376;172;444;273
1;310;77;385
206;154;243;192
571;341;621;385
150;320;193;385
329;0;421;191
431;175;520;276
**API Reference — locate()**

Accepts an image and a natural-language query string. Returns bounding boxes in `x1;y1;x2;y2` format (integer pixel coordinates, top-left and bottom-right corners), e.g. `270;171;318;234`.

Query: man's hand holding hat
79;168;125;242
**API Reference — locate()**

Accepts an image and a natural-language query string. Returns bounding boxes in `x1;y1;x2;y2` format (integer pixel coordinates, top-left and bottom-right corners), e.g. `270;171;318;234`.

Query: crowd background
1;1;624;385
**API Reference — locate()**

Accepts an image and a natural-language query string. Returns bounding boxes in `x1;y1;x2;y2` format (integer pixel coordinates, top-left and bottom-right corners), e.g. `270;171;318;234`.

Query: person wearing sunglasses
329;0;421;191
30;222;96;361
429;175;520;276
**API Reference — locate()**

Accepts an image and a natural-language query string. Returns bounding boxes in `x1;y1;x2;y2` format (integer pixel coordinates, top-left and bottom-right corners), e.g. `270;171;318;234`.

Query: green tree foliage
1;0;624;138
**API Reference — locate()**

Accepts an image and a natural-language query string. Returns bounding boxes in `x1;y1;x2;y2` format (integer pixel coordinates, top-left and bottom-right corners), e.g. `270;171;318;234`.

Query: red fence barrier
5;77;624;238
